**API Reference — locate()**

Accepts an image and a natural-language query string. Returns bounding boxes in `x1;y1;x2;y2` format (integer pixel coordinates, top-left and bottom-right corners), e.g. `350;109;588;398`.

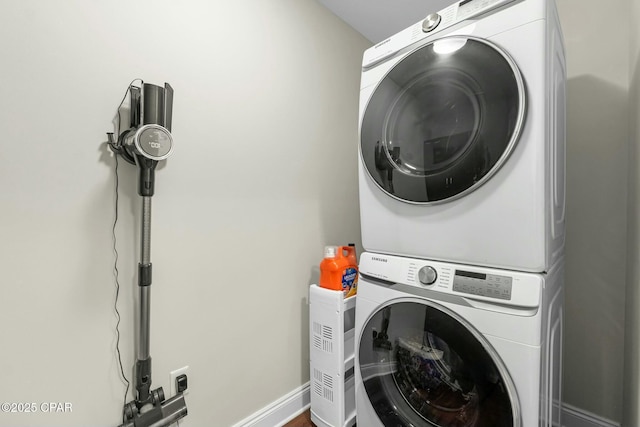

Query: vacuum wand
136;195;153;404
108;81;188;427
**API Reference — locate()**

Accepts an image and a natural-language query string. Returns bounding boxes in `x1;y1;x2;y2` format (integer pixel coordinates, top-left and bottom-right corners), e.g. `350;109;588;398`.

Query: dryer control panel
363;0;516;68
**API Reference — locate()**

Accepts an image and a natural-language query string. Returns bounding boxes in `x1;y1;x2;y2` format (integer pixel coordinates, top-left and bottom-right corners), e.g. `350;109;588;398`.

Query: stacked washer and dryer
354;0;566;426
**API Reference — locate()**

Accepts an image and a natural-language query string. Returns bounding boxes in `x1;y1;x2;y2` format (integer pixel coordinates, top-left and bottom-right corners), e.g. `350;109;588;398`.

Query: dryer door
358;299;520;426
360;36;525;204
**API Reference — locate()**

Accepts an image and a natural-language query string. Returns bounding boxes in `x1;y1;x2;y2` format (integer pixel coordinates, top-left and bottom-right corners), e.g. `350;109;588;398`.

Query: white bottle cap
324;245;337;258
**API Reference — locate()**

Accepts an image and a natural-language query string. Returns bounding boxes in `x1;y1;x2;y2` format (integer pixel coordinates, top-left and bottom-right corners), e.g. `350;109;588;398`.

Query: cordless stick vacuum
107;81;188;427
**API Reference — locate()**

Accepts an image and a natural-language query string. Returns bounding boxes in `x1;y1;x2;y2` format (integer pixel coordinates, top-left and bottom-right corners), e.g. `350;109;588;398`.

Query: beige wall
557;0;629;422
0;1;370;426
624;0;640;425
2;0;636;425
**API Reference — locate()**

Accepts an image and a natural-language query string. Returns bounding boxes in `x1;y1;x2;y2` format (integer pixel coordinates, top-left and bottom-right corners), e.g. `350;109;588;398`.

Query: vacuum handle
164;83;173;132
130;85;142;128
137;158;158;197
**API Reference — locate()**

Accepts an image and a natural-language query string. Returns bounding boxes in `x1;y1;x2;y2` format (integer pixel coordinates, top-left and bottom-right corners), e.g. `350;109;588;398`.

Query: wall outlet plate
170;365;189;396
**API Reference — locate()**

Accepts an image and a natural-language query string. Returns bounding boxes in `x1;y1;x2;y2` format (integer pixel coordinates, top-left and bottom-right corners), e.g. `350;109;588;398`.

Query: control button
422;13;441;33
418;266;438;285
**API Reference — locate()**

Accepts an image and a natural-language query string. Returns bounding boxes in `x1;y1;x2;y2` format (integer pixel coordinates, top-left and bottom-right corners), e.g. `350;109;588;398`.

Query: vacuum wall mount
107;81;188;427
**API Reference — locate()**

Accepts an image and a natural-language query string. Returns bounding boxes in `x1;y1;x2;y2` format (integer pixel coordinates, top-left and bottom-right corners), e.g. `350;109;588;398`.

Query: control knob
418;266;438;285
422;13;441;33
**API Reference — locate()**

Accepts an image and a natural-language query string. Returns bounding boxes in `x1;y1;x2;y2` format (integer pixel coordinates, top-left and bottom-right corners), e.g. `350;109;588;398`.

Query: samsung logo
371;257;388;263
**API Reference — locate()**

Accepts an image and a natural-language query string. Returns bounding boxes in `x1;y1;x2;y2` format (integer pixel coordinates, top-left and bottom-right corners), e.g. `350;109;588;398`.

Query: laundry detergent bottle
319;245;358;297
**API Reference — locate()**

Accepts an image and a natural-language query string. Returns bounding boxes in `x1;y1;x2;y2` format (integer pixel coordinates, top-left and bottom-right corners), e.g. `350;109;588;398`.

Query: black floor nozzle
119;390;187;427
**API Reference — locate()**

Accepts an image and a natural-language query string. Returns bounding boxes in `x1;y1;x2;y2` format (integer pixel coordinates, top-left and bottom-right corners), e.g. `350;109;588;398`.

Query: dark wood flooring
283;409;315;427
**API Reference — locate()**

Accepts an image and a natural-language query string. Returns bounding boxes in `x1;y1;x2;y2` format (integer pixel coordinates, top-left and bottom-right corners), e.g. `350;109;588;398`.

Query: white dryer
358;0;566;272
354;252;564;426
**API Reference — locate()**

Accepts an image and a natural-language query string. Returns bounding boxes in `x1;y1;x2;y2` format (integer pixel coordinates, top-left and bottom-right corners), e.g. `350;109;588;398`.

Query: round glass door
360;36;525;203
358;299;519;426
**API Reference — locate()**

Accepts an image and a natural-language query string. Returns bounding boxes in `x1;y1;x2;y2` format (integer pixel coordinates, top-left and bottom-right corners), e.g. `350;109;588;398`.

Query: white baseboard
230;383;310;427
231;385;619;427
562;403;620;427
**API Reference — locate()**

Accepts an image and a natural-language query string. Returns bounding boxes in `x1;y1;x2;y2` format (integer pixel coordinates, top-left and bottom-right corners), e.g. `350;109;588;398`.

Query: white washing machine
354;252;564;426
358;0;566;272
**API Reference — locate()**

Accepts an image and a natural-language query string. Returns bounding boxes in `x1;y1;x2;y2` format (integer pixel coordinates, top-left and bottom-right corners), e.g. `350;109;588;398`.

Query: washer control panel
359;252;541;308
418;266;438;285
452;269;512;300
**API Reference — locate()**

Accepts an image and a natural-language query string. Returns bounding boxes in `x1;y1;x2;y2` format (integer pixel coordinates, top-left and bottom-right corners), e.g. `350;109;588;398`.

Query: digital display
453;270;512;300
454;270;486;280
457;0;506;22
137;126;172;159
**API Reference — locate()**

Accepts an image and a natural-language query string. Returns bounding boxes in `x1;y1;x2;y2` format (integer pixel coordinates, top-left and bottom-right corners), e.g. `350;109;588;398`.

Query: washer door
358;299;520;426
360;36;525;204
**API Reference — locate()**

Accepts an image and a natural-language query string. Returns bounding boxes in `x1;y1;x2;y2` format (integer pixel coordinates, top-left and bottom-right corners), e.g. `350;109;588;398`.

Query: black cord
111;79;141;416
112;153;130;413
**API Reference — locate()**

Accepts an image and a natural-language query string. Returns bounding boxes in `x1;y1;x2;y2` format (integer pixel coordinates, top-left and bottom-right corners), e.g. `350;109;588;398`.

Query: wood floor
283;409;315;427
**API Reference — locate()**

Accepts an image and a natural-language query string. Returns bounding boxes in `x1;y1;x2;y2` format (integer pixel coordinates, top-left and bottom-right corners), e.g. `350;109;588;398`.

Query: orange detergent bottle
319;245;358;297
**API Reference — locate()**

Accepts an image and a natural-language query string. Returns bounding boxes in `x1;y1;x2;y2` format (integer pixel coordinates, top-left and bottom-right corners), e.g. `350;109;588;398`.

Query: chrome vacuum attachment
107;81;188;427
